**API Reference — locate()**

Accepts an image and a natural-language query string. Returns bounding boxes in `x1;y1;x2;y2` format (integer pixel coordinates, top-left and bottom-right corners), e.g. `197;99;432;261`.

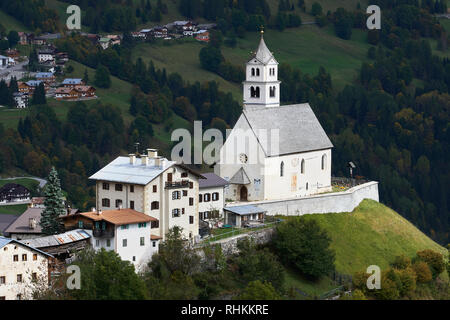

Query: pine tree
83;69;89;85
32;82;46;105
40;167;66;235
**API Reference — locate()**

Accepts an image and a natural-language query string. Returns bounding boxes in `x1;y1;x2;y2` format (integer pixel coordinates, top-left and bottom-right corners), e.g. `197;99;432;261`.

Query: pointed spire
254;28;274;65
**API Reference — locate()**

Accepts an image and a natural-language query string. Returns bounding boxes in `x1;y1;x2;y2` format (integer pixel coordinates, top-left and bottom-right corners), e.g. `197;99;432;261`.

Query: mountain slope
299;199;447;275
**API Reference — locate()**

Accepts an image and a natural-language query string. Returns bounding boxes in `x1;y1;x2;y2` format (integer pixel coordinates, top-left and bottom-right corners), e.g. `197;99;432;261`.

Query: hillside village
0;19;212;109
0;0;448;302
0;34;385;300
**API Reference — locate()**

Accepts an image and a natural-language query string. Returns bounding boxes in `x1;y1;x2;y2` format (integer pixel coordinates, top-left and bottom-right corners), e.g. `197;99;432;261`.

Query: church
215;32;334;202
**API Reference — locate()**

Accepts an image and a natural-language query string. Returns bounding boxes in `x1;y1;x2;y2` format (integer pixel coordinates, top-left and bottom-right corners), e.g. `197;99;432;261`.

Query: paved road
0;59;29;83
0;176;47;188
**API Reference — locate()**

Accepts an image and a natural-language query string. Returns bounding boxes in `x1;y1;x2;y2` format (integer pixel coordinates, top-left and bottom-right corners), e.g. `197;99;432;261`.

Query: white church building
215;32;334;202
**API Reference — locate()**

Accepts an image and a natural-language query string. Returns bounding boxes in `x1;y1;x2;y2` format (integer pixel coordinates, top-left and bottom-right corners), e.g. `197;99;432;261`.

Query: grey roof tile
243;103;333;156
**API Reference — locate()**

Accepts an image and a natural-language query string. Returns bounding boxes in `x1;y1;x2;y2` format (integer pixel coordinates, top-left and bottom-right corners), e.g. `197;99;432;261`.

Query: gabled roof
224;205;266;216
243;103;334;156
199;172;228;189
74;209;157;226
0;236;54;258
229;167;251;185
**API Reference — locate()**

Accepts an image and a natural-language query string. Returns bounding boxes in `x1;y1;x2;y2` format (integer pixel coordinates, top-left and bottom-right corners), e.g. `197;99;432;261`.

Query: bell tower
243;30;280;109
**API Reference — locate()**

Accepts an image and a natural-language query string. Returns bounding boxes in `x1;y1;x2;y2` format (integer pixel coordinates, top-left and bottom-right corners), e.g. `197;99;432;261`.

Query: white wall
114;223;158;271
225;181;379;216
264;148;332;200
199;186;225;225
0;243;49;300
216;114;332;201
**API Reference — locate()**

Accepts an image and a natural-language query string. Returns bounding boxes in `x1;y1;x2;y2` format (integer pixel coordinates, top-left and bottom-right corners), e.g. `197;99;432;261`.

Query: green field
132;24;372;102
0;204;28;216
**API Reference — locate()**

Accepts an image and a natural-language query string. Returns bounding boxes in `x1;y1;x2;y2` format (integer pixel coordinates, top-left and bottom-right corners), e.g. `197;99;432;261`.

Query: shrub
412;261;433;283
237;281;281;300
392;254;412;270
415;250;445;279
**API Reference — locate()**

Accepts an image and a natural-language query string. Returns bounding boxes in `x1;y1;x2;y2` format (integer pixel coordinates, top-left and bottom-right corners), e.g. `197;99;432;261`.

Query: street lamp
348;162;356;187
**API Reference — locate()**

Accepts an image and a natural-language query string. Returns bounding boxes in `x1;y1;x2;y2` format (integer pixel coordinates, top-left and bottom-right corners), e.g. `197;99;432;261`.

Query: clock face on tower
239;153;248;164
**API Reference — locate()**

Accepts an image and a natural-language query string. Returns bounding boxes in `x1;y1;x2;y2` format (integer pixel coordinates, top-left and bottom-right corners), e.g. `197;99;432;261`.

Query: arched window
301;159;305;174
270;86;276;97
306;182;309;190
256;68;260;76
250;86;256;97
280;161;284;177
321;154;327;170
255;87;260;98
251;68;255;76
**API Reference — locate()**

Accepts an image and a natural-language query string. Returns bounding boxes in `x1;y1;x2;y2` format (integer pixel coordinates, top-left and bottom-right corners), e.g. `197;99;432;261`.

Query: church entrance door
240;186;248;201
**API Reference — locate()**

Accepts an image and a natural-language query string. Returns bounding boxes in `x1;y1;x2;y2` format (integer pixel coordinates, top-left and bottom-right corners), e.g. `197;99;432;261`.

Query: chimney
98;209;102;215
141;154;149;166
91;207;96;213
118;204;123;210
129;154;136;165
29;218;36;230
147;148;158;158
154;156;163;168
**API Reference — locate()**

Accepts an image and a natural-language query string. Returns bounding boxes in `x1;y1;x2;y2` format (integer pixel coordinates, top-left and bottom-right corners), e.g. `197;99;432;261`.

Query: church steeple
243;31;280;109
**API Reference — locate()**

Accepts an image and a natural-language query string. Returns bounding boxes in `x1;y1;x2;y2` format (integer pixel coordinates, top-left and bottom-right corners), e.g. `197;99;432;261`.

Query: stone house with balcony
88;149;205;243
62;208;160;270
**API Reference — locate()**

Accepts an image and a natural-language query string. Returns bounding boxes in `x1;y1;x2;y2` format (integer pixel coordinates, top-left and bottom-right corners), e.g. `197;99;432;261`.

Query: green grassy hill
283;199;448;297
293;199;447;275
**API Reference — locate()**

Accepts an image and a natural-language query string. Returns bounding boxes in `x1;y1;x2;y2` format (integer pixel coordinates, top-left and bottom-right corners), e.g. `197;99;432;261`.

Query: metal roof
199;172;229;189
20;229;90;248
224;205;266;216
25;80;42;86
0;236;54;258
89;156;176;185
62;78;83;84
243;103;334;156
36;72;53;78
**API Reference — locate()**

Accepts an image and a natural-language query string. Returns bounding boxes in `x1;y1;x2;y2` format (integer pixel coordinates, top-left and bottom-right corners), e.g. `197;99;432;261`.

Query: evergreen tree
83;69;89;85
28;48;39;72
94;65;111;88
32;83;46;105
40;167;66;235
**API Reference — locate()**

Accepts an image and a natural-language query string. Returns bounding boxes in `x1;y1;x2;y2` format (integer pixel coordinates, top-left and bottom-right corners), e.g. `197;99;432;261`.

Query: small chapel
215;31;334;202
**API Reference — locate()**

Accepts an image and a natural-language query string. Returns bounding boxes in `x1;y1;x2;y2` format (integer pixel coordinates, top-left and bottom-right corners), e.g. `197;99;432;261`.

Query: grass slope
0;10;30;32
282;199;448;297
132;25;371;103
300;199;447;275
